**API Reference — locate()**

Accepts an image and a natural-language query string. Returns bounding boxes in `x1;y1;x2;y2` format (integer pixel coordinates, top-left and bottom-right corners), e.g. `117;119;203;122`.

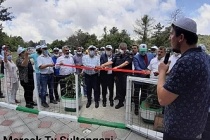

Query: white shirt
147;57;164;79
55;55;76;75
4;60;19;84
37;54;54;74
107;56;112;74
168;54;181;71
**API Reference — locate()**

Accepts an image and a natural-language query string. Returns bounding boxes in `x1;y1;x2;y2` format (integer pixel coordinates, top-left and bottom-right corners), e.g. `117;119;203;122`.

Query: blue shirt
163;48;210;139
82;55;100;75
52;56;60;76
30;53;40;73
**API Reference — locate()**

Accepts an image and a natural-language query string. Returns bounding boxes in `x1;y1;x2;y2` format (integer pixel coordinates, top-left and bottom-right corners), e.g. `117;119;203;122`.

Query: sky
1;0;210;43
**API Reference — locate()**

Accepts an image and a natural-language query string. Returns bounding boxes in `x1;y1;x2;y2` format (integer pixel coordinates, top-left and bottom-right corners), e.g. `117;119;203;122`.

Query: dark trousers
53;75;61;99
101;74;114;103
20;79;34;104
202;112;210;140
40;74;54;103
115;73;127;104
134;82;148;109
163;133;198;140
85;73;99;102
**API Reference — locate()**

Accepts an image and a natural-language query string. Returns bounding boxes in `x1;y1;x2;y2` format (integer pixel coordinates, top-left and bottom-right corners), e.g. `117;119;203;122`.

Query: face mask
152;52;156;56
54;53;59;57
140;51;146;56
89;50;95;57
7;55;12;61
106;51;111;56
119;49;124;55
100;51;105;55
77;51;82;55
43;50;48;56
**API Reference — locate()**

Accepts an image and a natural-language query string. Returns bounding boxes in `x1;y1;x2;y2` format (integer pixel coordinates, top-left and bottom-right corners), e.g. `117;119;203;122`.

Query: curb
78;116;127;129
0;102;127;129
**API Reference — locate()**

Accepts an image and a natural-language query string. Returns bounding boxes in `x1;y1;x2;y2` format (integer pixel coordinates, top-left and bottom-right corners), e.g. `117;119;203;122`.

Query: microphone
164;49;171;64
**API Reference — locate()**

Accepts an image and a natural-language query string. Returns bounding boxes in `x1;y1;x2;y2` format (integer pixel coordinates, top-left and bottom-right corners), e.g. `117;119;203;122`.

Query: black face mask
37;50;42;54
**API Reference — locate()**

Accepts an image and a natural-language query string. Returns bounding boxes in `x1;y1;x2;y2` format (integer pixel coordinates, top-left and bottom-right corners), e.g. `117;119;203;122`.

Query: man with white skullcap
157;17;210;140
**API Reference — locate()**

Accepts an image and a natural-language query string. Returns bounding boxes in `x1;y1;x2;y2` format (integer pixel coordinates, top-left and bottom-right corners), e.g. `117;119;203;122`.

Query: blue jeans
36;73;41;96
40;74;54;103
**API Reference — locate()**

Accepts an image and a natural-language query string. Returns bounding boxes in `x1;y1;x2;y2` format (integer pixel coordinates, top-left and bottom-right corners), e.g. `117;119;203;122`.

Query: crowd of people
0;17;209;140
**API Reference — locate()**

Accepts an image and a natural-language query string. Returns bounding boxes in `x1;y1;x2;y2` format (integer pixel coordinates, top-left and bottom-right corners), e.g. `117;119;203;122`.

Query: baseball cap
139;44;147;52
17;47;26;55
88;45;96;50
35;45;41;50
41;45;48;49
53;47;59;51
197;44;207;52
100;47;105;50
2;45;7;49
151;46;158;50
105;45;112;50
172;17;197;34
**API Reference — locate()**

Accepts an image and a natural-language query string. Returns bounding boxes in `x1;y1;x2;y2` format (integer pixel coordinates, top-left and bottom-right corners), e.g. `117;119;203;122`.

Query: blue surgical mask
7;55;12;61
140;51;146;56
43;50;48;56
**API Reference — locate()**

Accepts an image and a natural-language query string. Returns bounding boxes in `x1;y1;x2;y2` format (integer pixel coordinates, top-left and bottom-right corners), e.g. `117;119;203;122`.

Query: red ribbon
58;64;150;75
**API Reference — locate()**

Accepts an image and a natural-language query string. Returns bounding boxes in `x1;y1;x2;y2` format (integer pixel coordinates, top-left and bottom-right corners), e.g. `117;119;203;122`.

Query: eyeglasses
89;48;95;51
65;50;69;52
42;48;48;50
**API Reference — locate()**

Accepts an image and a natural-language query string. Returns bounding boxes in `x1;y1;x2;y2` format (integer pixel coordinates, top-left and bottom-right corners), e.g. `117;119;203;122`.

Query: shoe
31;101;37;106
115;103;124;109
134;108;139;115
41;102;49;108
102;102;106;107
50;100;57;104
15;100;20;103
25;104;34;109
110;101;114;107
114;96;119;100
95;102;99;108
56;98;60;102
86;102;91;108
0;94;5;98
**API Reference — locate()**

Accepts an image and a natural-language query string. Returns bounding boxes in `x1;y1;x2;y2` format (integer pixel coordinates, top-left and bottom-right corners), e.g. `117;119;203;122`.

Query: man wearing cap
73;47;87;97
133;44;154;115
29;45;42;98
52;47;60;102
37;45;57;108
101;42;132;109
82;45;100;108
150;46;158;57
55;45;76;97
100;45;115;107
157;17;210;140
16;46;37;108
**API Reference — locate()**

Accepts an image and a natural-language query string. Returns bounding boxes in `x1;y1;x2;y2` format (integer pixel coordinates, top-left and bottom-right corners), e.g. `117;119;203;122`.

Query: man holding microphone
157;17;210;140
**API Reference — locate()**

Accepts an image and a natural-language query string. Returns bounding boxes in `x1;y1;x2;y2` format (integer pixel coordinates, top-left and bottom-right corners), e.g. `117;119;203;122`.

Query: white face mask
54;53;59;57
119;49;124;54
89;50;95;57
106;51;111;56
77;51;82;55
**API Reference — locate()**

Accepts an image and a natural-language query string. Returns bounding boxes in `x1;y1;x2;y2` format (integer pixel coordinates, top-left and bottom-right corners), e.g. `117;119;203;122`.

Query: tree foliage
134;15;154;44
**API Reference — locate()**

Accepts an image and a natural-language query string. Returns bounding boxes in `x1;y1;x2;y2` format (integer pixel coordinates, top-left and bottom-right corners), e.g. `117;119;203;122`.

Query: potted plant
140;84;163;123
61;74;82;112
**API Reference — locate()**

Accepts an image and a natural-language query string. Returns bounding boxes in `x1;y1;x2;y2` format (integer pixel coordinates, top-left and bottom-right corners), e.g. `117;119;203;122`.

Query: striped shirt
82;55;100;75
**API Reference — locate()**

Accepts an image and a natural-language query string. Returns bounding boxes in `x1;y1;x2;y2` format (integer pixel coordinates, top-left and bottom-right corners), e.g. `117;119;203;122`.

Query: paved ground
0;107;148;140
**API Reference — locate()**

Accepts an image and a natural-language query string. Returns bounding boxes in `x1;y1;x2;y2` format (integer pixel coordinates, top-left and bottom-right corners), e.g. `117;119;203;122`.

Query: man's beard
172;42;181;53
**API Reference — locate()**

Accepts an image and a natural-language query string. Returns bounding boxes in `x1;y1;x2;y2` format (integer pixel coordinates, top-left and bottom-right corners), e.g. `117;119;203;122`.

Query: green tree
49;39;65;49
151;22;165;47
134;15;154;44
0;0;14;46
